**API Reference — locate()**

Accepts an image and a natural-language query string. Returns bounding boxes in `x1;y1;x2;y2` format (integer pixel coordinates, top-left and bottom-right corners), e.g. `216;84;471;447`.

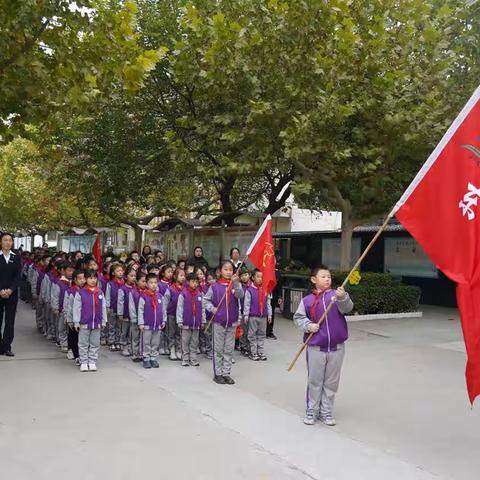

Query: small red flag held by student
392;86;480;404
246;214;277;294
92;233;102;272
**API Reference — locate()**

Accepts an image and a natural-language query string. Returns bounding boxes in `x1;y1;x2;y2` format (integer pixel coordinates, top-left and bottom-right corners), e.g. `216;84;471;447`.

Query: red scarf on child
113;277;125;287
85;286;101;306
143;289;157;310
218;278;232;304
188;287;198;316
170;282;183;293
257;285;266;314
310;289;329;322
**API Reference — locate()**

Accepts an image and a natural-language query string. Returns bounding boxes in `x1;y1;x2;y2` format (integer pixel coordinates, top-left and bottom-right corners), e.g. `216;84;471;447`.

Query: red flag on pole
92;233;102;272
392;86;480;404
246;215;277;294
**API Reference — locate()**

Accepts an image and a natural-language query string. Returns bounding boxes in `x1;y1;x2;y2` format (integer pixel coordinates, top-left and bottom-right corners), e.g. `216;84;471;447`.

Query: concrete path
0;302;478;480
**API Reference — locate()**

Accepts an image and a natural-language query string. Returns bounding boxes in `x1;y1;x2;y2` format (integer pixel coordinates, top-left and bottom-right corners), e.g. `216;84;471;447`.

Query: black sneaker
213;375;226;384
5;351;14;357
223;376;235;385
267;333;277;340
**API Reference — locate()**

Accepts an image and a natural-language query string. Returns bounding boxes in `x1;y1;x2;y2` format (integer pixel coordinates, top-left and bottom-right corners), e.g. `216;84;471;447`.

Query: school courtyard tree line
0;0;479;269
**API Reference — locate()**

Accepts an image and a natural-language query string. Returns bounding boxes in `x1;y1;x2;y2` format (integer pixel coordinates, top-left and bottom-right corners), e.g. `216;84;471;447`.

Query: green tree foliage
0;0;161;139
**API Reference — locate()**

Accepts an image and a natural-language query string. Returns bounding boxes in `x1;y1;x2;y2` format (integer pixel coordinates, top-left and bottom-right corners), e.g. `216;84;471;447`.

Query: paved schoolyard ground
0;302;479;480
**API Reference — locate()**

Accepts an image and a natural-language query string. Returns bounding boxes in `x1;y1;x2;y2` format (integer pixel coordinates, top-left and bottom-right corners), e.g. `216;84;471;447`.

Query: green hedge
346;285;421;315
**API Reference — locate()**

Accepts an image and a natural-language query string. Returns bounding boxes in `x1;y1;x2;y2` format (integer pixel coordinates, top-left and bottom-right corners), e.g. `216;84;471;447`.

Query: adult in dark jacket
0;233;22;356
188;246;209;271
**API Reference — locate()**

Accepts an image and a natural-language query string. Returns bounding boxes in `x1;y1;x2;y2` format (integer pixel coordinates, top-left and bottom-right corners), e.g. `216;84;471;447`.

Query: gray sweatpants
142;329;160;361
46;304;55;339
305;344;345;418
212;323;236;376
57;311;68;348
36;300;45;332
167;314;181;351
119;318;130;347
247;316;267;356
239;316;250;352
181;329;200;362
107;310;120;345
130;323;141;359
78;327;101;365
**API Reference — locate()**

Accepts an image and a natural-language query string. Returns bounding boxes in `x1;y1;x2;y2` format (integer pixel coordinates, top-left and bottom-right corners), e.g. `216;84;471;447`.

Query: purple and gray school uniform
293;289;353;419
73;288;108;365
138;292;167;361
166;284;182;353
128;288;145;359
106;280;123;345
117;284;134;352
203;280;244;376
243;285;272;357
51;278;71;348
177;288;206;363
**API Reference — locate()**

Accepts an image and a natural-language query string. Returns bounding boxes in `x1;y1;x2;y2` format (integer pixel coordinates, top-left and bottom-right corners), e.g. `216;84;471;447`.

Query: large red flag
92;233;102;272
246;215;277;294
392;86;480;404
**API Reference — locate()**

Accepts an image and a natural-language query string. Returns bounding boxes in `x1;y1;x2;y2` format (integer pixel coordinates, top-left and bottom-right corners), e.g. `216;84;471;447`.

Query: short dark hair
85;269;98;279
73;269;85;280
146;273;158;282
310;265;330;276
230;247;240;256
186;272;198;282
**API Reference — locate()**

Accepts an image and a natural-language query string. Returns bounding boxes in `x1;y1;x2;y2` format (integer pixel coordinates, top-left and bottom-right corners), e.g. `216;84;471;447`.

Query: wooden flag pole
203;255;248;334
287;214;393;372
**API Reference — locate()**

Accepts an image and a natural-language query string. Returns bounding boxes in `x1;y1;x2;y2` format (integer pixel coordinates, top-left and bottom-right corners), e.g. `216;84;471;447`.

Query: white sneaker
159;347;166;355
176;350;182;360
88;363;97;372
109;345;116;352
80;364;88;372
121;347;131;357
66;350;75;360
303;414;316;426
169;348;177;361
61;346;69;353
319;416;336;426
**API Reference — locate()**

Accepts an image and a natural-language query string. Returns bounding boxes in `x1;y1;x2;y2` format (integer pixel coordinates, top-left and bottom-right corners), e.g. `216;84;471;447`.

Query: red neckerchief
144;289;157;310
253;285;266;313
218;278;232;304
60;277;71;286
104;274;110;281
171;282;183;293
113;277;125;287
136;286;145;294
310;289;329;322
188;287;198;316
85;286;101;306
52;269;60;279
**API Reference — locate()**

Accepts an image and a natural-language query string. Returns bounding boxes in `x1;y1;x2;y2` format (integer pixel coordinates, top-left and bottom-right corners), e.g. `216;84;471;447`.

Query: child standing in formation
50;261;75;353
203;260;244;385
293;265;353;427
137;273;166;369
117;266;136;357
176;272;205;367
73;270;107;372
158;263;174;355
65;269;86;365
128;271;147;363
106;263;125;351
165;268;185;361
243;269;272;361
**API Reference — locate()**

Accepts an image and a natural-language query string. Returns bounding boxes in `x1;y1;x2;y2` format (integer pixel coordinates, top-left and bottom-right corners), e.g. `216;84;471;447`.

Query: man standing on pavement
0;233;22;357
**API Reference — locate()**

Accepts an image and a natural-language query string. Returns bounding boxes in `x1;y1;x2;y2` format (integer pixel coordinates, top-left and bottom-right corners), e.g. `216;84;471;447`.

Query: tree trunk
340;204;354;272
134;225;143;252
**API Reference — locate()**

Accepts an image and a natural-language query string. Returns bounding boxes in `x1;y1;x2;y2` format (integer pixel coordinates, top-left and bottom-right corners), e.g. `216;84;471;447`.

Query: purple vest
211;282;240;328
167;285;182;316
108;280;122;309
36;269;45;296
303;290;348;352
120;284;134;319
142;292;165;330
58;280;71;312
131;288;144;309
240;283;250;314
180;288;203;329
77;288;106;329
98;274;107;293
158;280;170;296
246;286;269;318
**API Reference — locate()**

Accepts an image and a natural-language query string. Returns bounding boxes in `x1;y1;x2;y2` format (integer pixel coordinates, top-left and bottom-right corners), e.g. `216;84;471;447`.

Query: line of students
21;251;273;385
